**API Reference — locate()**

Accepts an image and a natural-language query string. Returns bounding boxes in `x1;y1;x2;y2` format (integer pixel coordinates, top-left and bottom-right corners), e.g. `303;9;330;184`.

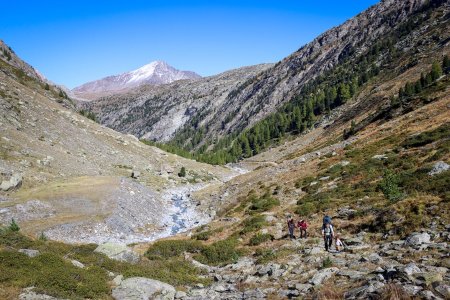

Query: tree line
143;6;444;165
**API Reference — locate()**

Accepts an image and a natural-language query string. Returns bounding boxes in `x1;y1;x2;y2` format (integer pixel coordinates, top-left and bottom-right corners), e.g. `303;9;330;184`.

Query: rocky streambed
0;165;245;245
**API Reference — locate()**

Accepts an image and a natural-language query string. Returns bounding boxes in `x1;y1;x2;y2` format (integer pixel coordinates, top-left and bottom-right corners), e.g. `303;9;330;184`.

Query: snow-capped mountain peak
73;61;201;99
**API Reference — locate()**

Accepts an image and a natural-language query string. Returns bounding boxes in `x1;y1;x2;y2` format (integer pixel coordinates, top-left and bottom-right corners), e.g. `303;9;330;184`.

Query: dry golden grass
313;281;345;300
380;284;412;300
0;285;21;300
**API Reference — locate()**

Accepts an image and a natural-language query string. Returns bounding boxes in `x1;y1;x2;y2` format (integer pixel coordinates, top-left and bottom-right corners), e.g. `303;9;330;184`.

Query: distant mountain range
72;61;201;100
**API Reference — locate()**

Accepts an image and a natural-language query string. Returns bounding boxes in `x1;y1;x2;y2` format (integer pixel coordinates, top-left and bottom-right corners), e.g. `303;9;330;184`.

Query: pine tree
305;99;315;127
292;106;302;132
241;137;252;158
425;73;433;86
431;61;443;81
337;83;351;105
404;82;415;97
414;80;422;93
178;166;186;177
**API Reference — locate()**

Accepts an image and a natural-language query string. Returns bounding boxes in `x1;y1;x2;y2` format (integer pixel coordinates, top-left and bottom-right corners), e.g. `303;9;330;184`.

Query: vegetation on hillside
296;122;450;236
0;227;210;299
78;109;98;122
143;2;446;165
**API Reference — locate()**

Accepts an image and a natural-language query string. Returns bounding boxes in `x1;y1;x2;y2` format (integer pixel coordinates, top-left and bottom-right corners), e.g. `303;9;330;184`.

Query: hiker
297;219;308;238
322;222;334;251
335;234;344;252
287;215;295;239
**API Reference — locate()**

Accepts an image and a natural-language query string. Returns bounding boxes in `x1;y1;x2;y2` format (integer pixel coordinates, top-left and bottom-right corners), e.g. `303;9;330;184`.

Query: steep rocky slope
0;45;237;245
73;60;201;100
86;0;447;151
84;64;272;141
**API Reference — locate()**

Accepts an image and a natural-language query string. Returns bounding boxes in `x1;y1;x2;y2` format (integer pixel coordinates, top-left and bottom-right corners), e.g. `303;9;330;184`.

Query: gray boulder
434;284;450;299
256;263;281;277
337;269;365;280
419;290;442;300
19;249;40;258
428;161;449;176
95;242;140;264
19;287;65;300
372;154;388;160
309;267;339;285
174;291;187;299
403;263;421;276
243;288;266;299
0;173;22;191
294;283;312;293
70;260;85;269
112;277;176;300
308;247;324;255
405;232;431;247
402;284;422;296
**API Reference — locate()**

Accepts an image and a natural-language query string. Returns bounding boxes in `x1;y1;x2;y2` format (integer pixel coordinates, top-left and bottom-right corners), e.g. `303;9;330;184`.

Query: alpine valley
0;0;449;299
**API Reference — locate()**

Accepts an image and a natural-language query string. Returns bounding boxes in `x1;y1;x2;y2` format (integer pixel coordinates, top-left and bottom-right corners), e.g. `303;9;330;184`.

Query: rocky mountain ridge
85;0;444;149
73;60;201;100
84;63;273;141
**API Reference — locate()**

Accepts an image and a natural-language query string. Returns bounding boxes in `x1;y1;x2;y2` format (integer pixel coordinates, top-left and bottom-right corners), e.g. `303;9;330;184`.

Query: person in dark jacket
287;215;295;239
322;222;334;251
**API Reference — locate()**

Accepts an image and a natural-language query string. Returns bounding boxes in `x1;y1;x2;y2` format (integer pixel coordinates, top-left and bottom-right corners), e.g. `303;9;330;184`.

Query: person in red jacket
297;219;308;239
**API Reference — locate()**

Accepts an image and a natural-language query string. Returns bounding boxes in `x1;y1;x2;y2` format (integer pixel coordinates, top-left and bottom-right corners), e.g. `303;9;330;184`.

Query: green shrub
39;232;47;241
78;110;97;122
295;201;315;216
240;215;267;234
0;251;109;299
378;169;405;202
400;169;450;199
322;256;333;268
249;192;280;213
145;239;203;259
120;258;209;286
192;231;211;241
0;230;32;248
9;218;20;232
196;238;241;266
248;233;273;246
402;123;450;148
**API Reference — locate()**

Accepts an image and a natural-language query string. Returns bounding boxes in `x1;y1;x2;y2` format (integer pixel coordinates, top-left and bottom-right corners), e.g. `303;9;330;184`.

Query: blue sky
0;0;379;88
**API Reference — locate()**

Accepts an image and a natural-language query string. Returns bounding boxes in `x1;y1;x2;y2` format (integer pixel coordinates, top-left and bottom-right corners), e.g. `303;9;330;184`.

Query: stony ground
175;227;449;300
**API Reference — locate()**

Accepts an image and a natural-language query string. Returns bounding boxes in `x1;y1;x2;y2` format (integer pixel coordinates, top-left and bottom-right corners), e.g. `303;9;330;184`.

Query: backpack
322;215;332;230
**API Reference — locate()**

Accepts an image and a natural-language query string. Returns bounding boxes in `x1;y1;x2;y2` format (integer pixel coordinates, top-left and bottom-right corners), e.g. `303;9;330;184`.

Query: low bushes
145;239;203;259
196;238;242;266
248;233;273;246
249;192;280;212
145;238;242;267
0;250;109;299
240;215;267;234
